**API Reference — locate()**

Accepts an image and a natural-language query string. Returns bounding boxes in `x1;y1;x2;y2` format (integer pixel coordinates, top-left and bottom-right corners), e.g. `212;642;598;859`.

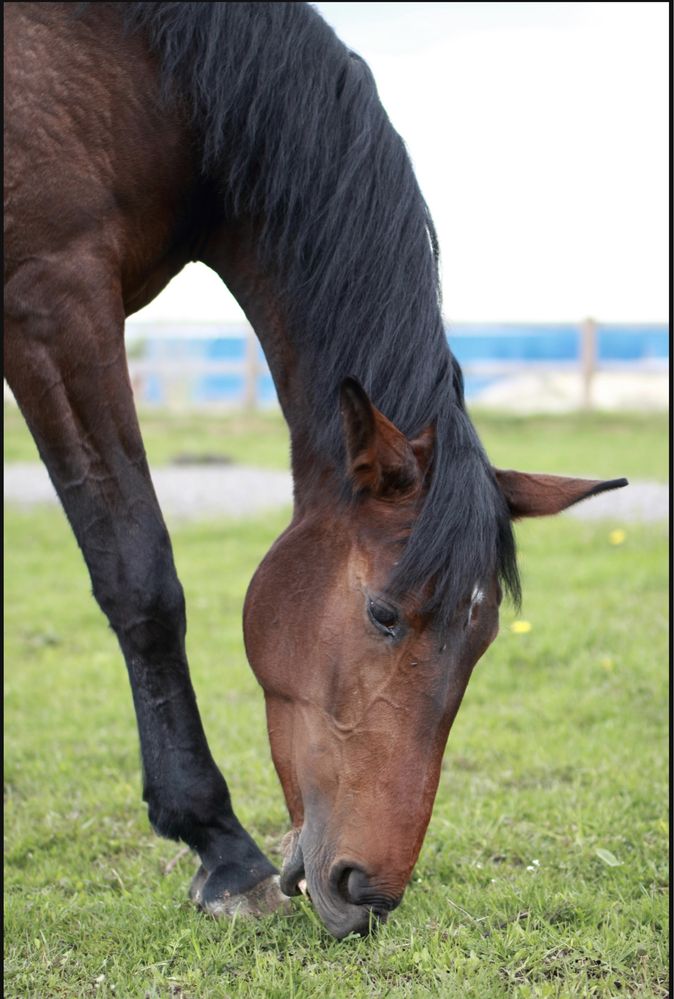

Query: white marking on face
467;584;485;626
470;584;485;606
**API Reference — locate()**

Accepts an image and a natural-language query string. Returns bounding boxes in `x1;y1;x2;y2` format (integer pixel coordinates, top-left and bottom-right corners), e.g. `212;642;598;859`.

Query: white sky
132;2;668;326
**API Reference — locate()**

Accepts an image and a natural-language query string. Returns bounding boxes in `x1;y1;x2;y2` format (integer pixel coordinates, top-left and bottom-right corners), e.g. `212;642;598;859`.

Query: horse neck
201;220;339;506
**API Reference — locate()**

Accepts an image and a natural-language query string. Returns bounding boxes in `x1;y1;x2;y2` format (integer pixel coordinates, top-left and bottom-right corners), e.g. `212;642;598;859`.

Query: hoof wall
189;865;292;918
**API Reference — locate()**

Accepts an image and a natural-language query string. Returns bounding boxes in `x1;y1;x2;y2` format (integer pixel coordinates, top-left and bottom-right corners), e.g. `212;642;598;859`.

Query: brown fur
4;2;626;939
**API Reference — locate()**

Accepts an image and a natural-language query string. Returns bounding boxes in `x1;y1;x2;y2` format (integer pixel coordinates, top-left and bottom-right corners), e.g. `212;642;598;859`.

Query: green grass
4;403;669;481
3;404;292;470
470;409;669;483
4;493;668;995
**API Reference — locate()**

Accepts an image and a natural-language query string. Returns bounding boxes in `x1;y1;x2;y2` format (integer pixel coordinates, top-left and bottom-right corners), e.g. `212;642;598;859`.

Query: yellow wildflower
510;620;532;634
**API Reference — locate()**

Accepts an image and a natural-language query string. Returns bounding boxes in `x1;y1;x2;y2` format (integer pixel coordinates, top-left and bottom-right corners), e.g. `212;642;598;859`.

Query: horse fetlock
146;792;278;888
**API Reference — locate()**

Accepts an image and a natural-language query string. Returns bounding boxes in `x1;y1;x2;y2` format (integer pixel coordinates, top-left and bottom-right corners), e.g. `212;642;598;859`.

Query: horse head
244;378;626;937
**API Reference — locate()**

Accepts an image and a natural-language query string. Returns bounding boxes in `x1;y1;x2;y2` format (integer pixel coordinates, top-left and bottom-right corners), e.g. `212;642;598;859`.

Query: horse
3;2;627;940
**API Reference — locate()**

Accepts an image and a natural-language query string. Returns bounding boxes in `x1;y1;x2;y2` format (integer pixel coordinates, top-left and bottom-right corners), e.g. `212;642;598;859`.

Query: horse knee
125;574;186;660
94;539;186;659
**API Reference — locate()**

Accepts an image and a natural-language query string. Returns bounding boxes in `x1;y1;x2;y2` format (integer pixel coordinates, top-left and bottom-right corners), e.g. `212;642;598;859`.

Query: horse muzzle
280;828;403;939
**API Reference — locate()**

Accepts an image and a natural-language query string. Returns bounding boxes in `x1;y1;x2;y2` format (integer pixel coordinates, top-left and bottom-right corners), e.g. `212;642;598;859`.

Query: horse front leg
4;265;286;917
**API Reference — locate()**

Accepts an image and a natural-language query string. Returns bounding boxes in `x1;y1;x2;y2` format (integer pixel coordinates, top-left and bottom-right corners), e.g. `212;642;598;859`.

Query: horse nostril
329;862;352;904
330;860;403;919
330;861;366;905
346;868;402;914
330;862;387;906
345;866;371;906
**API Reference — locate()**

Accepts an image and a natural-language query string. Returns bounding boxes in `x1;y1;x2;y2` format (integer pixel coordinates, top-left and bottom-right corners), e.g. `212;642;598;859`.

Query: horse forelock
114;1;520;624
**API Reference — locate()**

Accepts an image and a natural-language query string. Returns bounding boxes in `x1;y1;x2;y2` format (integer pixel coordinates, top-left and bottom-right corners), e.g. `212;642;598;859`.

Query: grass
4;402;669;481
4;409;669;997
3;404;292;471
470;409;669;483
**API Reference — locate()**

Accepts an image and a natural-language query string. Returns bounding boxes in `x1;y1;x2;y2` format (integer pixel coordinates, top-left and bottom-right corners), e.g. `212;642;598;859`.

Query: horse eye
368;599;400;635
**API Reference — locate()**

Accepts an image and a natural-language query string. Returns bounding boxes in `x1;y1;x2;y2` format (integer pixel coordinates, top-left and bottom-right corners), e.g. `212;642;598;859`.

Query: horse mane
117;1;521;625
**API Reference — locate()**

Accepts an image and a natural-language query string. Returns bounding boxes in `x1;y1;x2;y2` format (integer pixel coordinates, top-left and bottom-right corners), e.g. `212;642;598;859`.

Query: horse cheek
264;695;304;828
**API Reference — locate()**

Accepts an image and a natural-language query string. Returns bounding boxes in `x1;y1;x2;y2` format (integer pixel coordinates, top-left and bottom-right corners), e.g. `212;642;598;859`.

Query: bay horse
4;2;626;939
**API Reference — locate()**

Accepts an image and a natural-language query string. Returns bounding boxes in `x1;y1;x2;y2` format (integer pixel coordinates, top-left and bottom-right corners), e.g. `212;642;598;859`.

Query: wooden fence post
580;317;597;410
243;325;260;410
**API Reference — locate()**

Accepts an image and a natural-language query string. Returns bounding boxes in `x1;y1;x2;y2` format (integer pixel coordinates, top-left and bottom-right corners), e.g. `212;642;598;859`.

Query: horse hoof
189;865;292;918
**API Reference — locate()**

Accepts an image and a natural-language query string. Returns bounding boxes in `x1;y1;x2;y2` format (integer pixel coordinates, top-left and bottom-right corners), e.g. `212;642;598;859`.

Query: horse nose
329;861;403;919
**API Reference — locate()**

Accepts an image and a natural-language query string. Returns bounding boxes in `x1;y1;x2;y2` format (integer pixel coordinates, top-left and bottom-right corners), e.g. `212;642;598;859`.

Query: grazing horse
3;2;626;939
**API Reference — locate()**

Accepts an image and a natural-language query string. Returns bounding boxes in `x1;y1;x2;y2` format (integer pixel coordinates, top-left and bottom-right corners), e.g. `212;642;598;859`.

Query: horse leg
4;264;286;917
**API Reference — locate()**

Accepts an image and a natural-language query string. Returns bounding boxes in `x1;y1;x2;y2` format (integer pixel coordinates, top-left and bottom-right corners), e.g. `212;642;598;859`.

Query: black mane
119;1;520;624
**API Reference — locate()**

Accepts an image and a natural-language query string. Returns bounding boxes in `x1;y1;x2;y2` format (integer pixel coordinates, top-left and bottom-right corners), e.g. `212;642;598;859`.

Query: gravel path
3;462;668;523
4;463;293;522
563;480;668;523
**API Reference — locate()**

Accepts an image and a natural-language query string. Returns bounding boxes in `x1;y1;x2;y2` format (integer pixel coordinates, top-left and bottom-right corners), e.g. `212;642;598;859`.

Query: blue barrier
133;323;668;405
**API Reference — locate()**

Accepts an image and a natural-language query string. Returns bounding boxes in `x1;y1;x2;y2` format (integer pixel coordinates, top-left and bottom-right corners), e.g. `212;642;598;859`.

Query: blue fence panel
596;325;669;362
134;324;669;404
449;324;580;363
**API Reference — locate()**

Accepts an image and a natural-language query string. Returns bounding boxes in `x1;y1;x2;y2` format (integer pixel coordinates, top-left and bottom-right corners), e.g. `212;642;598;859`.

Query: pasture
4;404;670;481
4;408;669;997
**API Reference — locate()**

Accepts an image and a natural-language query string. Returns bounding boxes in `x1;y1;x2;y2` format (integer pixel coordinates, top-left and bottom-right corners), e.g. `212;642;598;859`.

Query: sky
132;2;668;326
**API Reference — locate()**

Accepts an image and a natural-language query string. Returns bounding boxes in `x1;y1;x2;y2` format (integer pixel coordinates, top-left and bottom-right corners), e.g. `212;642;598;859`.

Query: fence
125;320;669;411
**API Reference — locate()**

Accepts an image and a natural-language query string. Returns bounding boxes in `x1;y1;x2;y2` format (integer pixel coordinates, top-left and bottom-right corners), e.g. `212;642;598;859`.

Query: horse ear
494;468;628;519
340;378;430;498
